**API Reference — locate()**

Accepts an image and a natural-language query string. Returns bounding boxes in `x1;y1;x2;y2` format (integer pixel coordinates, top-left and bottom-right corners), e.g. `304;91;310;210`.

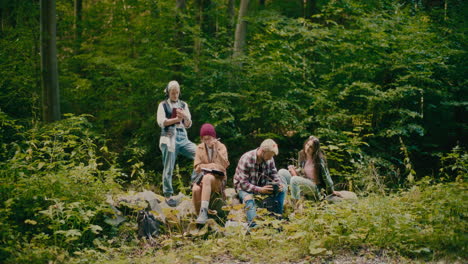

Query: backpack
260;196;280;214
137;210;161;239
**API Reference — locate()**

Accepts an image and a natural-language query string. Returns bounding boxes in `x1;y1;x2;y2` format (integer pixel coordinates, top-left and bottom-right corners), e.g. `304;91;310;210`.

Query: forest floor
105;246;465;264
68;182;467;264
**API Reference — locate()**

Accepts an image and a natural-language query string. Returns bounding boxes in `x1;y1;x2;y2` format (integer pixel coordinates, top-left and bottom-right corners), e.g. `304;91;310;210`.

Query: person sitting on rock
192;123;229;224
279;136;342;205
234;139;288;227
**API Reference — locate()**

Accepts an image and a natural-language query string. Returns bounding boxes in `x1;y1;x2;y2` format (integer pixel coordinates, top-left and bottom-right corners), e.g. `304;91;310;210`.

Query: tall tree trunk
40;0;60;122
233;0;249;58
74;0;83;54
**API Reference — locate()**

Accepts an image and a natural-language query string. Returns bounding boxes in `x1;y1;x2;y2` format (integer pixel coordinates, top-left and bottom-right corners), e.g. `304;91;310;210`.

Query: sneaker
165;198;177;207
248;221;257;228
196;208;209;224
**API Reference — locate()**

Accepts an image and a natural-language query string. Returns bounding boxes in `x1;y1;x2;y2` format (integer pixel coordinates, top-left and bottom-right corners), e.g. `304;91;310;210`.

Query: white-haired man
157;80;196;207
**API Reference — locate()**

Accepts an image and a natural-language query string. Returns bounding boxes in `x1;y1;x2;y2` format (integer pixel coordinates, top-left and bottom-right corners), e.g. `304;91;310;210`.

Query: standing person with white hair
234;139;288;227
157;80;196;207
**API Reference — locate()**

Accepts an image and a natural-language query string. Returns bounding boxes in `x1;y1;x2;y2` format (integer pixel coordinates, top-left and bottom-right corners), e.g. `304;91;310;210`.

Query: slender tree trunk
444;0;448;20
74;0;83;54
233;0;249;58
1;8;4;32
40;0;60;122
193;0;204;72
0;4;12;31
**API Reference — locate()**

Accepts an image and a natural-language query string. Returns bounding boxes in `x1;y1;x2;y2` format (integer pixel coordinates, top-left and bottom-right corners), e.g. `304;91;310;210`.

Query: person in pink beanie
192;123;230;224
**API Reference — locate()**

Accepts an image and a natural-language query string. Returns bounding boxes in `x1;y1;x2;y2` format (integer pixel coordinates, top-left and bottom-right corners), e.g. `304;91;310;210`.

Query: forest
0;0;467;263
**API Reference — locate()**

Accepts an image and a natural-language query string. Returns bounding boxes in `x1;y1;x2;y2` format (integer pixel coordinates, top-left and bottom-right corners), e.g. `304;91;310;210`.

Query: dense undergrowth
0;114;122;263
1;114;466;263
64;181;467;264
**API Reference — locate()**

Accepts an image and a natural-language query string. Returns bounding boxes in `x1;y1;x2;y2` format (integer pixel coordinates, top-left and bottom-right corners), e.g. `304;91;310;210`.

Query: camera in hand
267;181;280;194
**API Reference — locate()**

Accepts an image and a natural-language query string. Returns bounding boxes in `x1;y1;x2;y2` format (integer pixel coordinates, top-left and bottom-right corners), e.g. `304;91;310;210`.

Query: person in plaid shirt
234;139;289;226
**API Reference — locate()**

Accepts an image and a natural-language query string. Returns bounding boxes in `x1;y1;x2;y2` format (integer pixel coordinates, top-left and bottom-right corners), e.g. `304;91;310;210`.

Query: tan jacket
194;141;229;179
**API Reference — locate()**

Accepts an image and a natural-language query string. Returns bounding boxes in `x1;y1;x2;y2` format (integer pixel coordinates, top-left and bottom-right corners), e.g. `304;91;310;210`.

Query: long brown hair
298;136;327;172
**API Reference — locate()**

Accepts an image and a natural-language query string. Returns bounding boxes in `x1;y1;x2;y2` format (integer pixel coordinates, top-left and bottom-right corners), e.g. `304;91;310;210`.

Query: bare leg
201;174;221;201
196;174;221;224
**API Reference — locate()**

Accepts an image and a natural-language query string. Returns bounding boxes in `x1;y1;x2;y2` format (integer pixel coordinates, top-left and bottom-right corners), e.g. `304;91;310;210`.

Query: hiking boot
196;208;209;224
248;221;257;228
165;197;177;207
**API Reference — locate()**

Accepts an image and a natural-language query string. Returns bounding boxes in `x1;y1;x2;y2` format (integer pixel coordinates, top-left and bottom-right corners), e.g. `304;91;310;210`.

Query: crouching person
234;139;288;227
192;124;230;224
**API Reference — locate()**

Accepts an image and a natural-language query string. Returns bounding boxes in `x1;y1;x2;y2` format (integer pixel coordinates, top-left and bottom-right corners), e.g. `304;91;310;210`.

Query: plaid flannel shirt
234;149;280;194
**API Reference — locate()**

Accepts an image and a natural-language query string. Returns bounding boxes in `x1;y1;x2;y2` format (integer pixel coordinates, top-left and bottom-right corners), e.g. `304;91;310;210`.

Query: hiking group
157;80;346;227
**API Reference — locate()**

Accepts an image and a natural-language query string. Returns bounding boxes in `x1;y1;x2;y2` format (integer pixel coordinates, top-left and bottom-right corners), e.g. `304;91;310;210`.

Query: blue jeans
238;179;287;223
160;129;196;196
278;169;321;200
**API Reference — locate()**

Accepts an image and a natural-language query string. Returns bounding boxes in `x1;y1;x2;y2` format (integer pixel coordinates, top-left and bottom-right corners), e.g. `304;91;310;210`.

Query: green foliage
71;181;467;263
0;1;41;120
120;143;155;190
399;137;416;185
0;110;24;161
291;181;467;259
4;0;465;186
0;0;466;261
439;145;468;182
173;164;191;195
0;115;121;263
346;156;393;195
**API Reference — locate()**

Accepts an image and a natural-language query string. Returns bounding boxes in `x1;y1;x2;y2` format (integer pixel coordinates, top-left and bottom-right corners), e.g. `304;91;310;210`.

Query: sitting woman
192;123;229;224
279;136;341;203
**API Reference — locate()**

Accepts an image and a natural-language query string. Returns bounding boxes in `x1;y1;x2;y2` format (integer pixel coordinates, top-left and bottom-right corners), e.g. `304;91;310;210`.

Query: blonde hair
260;139;279;155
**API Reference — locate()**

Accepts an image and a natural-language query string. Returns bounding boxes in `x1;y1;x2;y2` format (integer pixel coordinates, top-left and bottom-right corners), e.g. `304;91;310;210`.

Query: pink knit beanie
200;123;216;138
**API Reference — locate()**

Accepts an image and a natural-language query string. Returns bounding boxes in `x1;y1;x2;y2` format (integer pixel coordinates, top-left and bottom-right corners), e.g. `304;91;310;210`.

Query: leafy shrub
439;145;468;182
0;115;121;262
293;181;467;259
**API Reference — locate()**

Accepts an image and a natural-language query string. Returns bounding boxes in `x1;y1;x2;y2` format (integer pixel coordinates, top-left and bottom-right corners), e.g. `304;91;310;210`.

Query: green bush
439;145;468;182
294;181;467;259
0;115;121;263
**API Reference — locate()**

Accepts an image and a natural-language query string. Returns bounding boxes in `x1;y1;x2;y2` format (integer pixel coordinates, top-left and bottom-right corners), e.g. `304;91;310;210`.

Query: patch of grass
71;181;467;263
